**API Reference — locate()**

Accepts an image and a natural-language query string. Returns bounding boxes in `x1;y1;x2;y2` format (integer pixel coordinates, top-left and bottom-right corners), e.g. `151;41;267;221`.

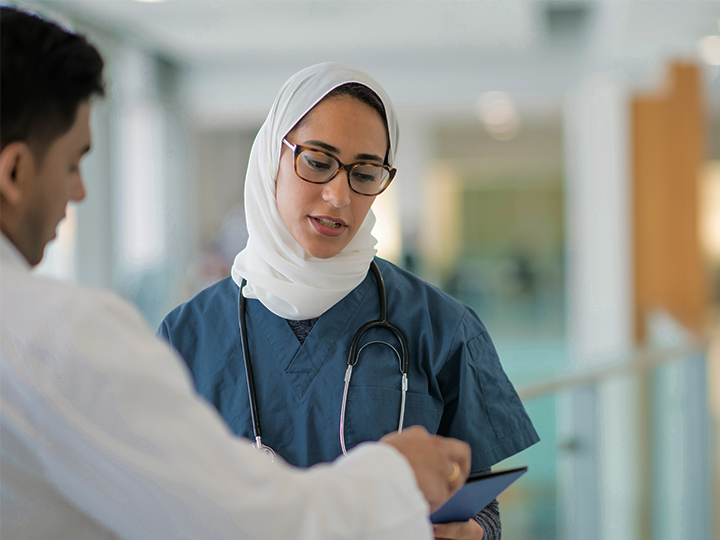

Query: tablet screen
430;466;528;524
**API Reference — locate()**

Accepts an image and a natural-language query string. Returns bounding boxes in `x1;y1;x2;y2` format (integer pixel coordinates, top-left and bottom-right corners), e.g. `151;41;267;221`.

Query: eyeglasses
282;139;396;196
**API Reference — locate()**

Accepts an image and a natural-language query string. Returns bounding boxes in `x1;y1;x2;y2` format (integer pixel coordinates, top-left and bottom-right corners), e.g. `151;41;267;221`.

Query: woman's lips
309;215;347;237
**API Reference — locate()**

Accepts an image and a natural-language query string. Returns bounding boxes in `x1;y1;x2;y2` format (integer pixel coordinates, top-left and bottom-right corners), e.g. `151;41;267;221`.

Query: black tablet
430;466;528;524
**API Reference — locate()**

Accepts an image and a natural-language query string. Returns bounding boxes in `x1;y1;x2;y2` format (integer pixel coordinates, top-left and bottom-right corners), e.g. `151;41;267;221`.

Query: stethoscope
238;260;409;461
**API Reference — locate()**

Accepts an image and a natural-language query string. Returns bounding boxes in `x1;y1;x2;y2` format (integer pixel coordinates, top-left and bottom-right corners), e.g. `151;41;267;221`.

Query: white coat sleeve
1;285;431;540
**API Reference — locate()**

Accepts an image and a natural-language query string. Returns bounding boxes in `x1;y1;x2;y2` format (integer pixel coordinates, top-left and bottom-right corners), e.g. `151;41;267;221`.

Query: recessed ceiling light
475;92;521;141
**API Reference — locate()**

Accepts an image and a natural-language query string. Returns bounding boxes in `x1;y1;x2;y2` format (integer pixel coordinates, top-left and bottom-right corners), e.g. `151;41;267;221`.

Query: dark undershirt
285;318;317;344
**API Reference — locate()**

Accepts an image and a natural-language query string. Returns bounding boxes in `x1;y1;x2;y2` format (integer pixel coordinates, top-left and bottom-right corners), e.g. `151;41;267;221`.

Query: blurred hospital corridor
11;1;720;539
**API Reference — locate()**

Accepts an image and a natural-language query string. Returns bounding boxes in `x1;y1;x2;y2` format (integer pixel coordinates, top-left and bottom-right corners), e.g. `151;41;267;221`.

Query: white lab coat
0;235;431;540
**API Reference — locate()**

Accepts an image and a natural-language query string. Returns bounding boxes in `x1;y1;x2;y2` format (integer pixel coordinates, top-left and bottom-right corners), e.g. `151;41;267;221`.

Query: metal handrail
516;340;708;401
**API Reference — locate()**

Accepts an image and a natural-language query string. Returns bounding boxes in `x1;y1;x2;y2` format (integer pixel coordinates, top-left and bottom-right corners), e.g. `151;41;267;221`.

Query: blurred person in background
159;62;539;540
0;8;472;540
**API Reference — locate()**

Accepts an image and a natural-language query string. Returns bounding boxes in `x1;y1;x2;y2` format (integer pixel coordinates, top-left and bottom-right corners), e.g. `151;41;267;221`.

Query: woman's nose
322;171;351;208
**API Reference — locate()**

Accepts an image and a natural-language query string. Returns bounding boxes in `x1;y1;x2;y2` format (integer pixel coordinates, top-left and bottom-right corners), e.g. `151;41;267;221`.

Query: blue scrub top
159;258;539;472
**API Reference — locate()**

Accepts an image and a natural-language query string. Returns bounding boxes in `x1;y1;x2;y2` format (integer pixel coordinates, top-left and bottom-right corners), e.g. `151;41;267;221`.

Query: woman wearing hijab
159;63;538;539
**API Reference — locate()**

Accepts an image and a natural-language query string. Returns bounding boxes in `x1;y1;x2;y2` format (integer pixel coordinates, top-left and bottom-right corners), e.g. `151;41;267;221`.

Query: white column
110;46;194;326
562;72;637;540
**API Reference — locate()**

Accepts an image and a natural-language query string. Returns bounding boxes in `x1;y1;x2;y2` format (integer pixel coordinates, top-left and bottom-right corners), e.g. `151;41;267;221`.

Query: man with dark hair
0;6;104;266
0;7;470;540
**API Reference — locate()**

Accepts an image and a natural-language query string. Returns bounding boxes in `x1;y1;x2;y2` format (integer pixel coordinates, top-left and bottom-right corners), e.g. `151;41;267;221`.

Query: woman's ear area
0;141;35;207
274;131;292;192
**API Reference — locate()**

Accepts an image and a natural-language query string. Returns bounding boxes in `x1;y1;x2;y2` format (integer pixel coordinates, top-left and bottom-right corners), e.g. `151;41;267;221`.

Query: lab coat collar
0;233;31;271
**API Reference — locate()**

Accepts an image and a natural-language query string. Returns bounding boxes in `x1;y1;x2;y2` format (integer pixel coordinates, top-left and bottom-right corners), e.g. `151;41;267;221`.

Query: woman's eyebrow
303;140;340;154
354;152;383;163
303;139;383;163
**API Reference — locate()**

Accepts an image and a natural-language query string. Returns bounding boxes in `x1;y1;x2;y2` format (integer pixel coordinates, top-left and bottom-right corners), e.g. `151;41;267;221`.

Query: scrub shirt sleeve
436;308;539;472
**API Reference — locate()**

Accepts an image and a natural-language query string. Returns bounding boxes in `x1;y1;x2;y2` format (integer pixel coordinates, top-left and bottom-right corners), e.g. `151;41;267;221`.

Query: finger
441;439;470;492
380;428;458;512
445;439;471;478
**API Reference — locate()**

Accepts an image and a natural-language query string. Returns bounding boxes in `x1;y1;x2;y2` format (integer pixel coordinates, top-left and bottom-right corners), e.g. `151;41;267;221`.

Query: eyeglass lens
296;149;389;195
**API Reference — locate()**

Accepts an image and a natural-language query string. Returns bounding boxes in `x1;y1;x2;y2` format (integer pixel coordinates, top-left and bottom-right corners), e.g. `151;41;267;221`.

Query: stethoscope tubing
238;283;270;456
339;339;408;455
239;260;409;459
340;262;409;454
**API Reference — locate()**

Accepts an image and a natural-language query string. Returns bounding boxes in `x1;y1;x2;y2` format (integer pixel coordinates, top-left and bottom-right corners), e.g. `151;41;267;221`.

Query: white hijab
231;62;399;320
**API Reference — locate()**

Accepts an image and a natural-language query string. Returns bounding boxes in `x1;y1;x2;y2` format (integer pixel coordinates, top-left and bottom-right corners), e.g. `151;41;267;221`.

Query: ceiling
20;0;720;125
27;1;720;66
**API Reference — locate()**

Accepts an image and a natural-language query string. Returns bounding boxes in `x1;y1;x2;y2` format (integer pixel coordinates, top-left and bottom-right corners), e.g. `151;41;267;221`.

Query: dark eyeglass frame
282;138;396;196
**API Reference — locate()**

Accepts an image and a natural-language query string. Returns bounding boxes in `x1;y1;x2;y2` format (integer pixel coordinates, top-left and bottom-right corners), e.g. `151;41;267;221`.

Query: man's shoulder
1;265;146;337
0;265;168;403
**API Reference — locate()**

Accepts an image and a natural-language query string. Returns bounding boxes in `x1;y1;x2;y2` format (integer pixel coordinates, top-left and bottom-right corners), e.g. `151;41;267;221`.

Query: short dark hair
0;7;105;158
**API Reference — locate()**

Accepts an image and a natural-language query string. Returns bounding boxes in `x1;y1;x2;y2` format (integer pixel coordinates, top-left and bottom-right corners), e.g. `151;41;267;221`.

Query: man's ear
0;142;35;207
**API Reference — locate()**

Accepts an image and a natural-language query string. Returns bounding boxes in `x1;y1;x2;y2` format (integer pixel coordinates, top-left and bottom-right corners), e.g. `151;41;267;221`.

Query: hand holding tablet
430;466;528;524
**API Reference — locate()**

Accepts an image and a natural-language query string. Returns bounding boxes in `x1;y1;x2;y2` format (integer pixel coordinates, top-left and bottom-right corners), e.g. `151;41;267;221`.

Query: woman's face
276;96;388;259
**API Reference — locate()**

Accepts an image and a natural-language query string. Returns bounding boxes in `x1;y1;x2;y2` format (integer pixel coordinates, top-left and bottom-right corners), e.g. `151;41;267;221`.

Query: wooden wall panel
632;62;708;342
